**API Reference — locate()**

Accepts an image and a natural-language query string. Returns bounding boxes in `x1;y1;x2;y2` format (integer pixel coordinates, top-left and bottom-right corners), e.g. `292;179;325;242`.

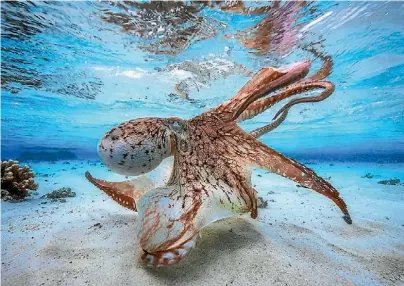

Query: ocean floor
1;160;404;286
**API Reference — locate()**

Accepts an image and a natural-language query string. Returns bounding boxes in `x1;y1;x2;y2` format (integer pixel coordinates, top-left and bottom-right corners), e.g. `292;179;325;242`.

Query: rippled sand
2;161;403;285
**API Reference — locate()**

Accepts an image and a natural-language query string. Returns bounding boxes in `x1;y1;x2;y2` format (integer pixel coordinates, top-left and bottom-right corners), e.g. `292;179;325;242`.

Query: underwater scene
1;1;403;285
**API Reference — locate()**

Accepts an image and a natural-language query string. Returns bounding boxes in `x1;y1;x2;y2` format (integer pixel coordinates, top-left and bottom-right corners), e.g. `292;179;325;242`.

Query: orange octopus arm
244;138;352;224
211;60;311;122
85;171;151;211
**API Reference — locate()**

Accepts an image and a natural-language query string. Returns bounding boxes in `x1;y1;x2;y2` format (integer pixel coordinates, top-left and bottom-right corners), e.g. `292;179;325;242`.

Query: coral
378;179;401;186
1;160;38;201
46;187;76;200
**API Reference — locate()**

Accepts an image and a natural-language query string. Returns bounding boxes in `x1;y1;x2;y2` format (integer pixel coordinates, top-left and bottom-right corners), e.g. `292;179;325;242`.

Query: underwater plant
1;160;38;201
86;55;351;267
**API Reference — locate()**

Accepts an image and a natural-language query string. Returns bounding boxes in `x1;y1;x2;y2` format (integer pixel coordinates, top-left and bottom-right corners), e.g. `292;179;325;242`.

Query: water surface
1;1;403;162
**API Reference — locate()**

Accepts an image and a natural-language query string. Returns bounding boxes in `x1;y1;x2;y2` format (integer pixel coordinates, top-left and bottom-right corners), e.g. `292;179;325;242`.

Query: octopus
85;54;351;268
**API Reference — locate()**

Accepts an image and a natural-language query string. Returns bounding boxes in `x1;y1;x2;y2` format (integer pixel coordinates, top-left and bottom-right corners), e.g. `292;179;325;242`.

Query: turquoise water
2;2;404;285
1;1;403;163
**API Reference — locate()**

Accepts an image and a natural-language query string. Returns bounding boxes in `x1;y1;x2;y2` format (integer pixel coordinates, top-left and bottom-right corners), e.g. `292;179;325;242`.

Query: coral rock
1;160;38;201
378;178;401;185
46;187;76;199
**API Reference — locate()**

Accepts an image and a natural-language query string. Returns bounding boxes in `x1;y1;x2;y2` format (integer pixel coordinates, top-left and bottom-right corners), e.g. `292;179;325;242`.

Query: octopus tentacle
141;233;200;267
136;183;200;266
211;60;311;122
85;171;155;211
243;137;352;224
230;62;310;122
304;47;333;81
136;180;231;267
247;80;335;138
250;109;289;138
237;79;329;122
307;55;333;81
273;80;335;120
212;52;331;125
238;51;333;124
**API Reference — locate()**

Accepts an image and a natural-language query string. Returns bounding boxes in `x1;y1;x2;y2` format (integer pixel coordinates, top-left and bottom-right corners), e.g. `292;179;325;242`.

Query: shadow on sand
145;217;263;282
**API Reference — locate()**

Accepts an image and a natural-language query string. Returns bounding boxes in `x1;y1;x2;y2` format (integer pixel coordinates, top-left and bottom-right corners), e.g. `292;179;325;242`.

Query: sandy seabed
1;160;404;286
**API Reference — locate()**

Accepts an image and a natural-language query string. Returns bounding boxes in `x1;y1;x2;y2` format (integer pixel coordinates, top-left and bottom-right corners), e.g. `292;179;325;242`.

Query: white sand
2;160;404;285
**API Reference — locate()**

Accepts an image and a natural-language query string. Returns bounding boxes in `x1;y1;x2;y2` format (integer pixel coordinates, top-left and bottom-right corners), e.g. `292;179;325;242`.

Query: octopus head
98;117;187;175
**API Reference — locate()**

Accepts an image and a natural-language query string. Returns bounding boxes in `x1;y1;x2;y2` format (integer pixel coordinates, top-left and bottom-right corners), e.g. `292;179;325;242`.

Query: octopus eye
171;121;181;130
167;118;187;134
98;118;172;176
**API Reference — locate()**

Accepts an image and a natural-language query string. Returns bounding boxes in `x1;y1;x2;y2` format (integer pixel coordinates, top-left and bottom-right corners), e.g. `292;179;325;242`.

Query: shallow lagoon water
1;1;404;285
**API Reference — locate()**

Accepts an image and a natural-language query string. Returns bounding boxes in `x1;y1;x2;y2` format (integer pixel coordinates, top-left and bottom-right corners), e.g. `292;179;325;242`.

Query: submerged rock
362;173;375;179
257;197;268;209
377;179;401;185
46;187;76;199
1;160;38;201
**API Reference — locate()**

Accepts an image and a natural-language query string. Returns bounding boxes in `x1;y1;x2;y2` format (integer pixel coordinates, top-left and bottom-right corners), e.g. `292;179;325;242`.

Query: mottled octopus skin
86;57;352;267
